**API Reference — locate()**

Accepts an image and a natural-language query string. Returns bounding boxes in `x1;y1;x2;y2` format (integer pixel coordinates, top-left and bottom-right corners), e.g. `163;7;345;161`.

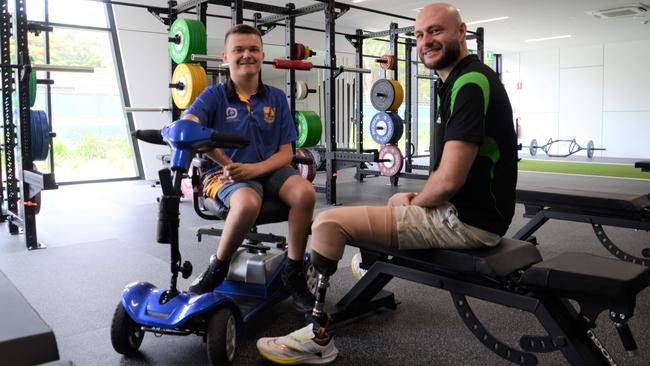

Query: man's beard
420;41;460;70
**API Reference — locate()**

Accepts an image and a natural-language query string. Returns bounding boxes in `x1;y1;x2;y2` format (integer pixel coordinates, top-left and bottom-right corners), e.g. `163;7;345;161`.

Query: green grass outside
518;160;650;179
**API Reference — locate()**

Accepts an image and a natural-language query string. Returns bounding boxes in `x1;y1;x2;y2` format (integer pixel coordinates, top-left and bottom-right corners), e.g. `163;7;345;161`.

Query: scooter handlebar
132;129;165;145
210;132;250;149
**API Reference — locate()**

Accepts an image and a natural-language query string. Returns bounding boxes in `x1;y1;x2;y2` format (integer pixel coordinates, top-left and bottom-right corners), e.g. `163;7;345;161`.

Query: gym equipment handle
133;129;165;145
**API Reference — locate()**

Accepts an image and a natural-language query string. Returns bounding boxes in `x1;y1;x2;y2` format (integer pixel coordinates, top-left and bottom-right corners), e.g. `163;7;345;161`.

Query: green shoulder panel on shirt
449;72;490;117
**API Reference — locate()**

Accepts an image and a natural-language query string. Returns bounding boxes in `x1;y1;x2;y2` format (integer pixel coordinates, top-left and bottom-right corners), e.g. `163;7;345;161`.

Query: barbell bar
190;54;370;74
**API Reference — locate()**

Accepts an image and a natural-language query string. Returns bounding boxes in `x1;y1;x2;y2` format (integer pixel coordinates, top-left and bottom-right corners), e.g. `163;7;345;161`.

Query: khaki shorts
393;202;500;250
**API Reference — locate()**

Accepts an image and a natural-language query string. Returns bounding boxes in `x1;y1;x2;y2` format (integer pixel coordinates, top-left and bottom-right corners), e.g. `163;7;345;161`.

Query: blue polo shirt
185;78;296;176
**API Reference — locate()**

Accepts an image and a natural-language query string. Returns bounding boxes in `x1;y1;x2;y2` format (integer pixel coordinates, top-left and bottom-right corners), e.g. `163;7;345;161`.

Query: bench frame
326;244;637;366
513;200;650;266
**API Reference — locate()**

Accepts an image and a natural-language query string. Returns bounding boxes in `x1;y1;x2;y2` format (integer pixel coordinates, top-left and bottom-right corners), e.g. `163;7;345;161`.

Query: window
16;0;137;182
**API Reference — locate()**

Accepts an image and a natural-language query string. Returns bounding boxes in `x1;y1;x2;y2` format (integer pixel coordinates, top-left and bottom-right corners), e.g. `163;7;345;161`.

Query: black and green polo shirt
435;54;518;235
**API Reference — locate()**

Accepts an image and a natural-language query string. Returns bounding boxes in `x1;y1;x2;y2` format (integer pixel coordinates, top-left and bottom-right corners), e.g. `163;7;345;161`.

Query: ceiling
292;0;650;53
118;0;650;53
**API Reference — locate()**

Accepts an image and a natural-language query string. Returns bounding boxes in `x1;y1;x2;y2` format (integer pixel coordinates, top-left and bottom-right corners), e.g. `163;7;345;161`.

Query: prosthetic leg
310;251;339;339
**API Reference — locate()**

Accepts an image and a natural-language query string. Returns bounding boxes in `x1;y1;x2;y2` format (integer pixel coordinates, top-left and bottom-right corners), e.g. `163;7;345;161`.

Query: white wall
113;5;359;179
505;40;650;160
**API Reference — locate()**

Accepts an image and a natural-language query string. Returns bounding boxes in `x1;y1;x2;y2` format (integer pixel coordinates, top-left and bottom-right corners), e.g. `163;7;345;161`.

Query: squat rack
1;0;60;250
355;25;484;186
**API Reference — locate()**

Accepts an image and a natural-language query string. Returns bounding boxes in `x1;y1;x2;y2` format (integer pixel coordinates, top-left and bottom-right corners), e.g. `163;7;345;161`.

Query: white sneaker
351;253;367;280
257;324;338;364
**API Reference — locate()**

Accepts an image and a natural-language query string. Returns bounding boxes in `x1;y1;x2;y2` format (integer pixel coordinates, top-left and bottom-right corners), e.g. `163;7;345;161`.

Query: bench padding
353;238;542;278
516;188;650;220
520;252;650;300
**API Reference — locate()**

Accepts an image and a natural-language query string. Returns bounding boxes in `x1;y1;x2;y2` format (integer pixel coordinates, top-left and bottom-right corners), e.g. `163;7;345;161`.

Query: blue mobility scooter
111;119;316;365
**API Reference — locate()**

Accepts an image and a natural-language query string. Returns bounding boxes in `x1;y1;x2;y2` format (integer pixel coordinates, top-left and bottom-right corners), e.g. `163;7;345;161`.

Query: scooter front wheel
111;302;145;355
207;307;237;365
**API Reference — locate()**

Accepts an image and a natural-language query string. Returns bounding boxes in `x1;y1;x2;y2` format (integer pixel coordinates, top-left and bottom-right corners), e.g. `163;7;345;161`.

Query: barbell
526;138;605;159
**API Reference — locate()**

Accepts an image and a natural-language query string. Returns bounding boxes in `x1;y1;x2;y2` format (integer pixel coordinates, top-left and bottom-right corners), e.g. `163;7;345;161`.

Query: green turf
518;160;650;179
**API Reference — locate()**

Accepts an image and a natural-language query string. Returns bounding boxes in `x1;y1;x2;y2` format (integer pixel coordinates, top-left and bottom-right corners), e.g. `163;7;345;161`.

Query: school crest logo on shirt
263;106;276;124
226;107;238;120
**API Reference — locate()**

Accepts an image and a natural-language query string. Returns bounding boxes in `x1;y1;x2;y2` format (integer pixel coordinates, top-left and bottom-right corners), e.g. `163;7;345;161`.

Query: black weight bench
636;161;650;172
513;187;650;266
0;270;63;365
329;239;649;366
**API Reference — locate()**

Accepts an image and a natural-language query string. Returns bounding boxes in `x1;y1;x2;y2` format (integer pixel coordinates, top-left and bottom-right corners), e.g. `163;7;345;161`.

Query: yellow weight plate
171;63;208;109
388;79;404;111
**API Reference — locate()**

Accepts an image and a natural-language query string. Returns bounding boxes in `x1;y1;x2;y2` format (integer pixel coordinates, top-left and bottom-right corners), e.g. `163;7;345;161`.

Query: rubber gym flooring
1;168;649;365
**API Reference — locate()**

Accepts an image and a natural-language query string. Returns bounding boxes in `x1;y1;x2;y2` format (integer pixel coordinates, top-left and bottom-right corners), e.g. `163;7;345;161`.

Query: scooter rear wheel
111;302;145;355
207;307;237;365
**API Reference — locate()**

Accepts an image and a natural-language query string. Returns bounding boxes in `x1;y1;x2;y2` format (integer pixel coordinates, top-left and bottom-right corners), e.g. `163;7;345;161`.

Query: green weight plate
169;19;206;63
29;55;36;107
295;111;322;148
187;19;207;59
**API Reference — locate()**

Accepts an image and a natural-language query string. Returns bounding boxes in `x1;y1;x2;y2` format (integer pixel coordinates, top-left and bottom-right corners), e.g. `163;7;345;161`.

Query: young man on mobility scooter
183;24;317;313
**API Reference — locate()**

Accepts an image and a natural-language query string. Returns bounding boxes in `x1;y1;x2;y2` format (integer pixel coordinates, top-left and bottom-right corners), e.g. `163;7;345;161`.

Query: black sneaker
188;256;228;295
282;264;316;313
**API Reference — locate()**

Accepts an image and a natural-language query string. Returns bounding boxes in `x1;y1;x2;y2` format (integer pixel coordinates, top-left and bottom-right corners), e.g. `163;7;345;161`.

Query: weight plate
296;80;309;100
370;79;394;112
310;148;325;171
388;80;404;111
379;55;396;70
171;63;208;109
586;140;594;159
296;148;316;182
169;18;207;64
529;139;537;156
29;55;37;107
370;112;403;145
30;110;49;161
370;79;403;112
378;145;403;177
294;43;305;60
295;111;322;148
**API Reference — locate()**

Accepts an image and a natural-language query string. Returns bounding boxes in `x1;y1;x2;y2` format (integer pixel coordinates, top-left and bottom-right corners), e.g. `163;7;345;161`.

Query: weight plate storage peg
295;111;322;148
529;139;537;156
296;148;316;182
378;145;403;177
171;63;208;109
370;79;404;112
370;111;404;145
168;18;207;64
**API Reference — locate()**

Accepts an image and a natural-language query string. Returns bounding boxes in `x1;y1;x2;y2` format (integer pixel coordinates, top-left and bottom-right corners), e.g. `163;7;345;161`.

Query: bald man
256;3;518;364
